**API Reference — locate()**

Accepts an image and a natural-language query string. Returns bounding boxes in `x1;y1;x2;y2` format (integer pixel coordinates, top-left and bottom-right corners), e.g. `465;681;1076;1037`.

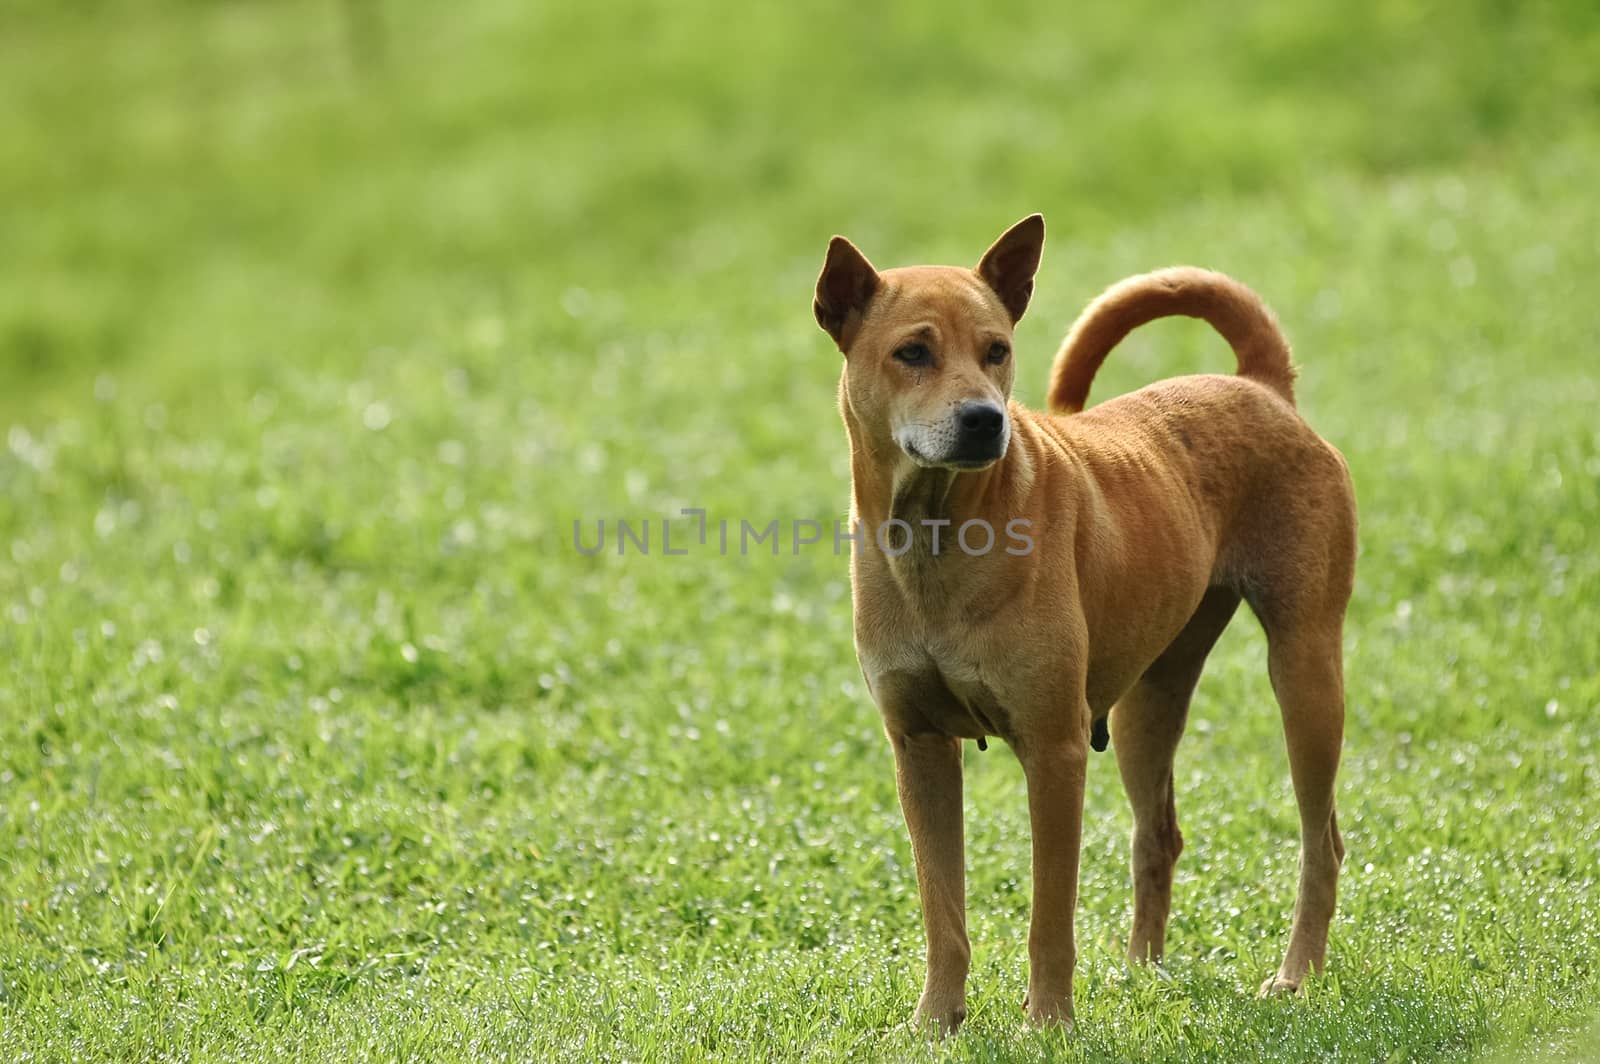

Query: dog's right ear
814;236;880;352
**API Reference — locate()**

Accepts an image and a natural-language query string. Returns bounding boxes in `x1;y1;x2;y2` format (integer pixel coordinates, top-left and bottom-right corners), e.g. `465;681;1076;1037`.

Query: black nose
957;402;1005;441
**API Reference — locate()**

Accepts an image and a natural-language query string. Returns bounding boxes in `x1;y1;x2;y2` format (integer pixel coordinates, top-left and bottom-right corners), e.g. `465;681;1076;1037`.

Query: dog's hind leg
1258;614;1347;995
1112;586;1241;964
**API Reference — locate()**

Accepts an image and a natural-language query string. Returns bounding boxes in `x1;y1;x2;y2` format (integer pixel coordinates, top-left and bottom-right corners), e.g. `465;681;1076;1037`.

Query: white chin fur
894;422;1009;470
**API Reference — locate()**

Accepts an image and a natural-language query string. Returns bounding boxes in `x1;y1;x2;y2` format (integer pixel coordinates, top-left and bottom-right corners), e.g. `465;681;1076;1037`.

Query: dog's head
815;215;1044;472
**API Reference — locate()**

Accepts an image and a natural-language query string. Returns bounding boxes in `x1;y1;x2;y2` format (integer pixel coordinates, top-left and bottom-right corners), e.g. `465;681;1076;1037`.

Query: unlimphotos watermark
574;508;1035;557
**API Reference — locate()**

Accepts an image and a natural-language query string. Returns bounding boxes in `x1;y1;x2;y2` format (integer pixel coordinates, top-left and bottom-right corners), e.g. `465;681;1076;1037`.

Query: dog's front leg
890;730;969;1035
1016;726;1088;1028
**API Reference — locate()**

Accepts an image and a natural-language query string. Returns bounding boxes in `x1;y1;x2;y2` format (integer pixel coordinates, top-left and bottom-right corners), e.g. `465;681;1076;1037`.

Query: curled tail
1046;267;1296;414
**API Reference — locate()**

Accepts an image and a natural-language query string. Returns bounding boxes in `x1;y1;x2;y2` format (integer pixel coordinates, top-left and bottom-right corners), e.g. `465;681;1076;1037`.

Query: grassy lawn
3;1;1599;1059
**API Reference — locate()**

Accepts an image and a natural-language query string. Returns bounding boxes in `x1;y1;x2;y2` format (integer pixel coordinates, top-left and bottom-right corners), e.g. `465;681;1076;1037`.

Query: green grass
3;1;1600;1059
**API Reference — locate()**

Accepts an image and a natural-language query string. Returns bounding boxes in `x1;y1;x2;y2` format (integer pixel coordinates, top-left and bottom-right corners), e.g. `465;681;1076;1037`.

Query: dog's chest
852;549;1024;738
856;635;1009;741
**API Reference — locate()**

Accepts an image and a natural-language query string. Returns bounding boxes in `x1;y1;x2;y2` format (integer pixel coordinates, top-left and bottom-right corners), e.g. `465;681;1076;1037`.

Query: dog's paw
1257;974;1303;997
911;999;967;1038
1021;991;1075;1030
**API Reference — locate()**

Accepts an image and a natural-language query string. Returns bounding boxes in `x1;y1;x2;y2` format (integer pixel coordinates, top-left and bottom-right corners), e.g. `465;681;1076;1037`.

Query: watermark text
573;509;1034;557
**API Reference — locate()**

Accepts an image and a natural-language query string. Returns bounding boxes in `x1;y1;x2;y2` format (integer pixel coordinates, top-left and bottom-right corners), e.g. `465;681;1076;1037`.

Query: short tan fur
814;216;1356;1032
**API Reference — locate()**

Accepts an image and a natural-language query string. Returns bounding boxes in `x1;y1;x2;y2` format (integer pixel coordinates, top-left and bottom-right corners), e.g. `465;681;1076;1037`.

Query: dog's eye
987;342;1010;365
893;342;932;366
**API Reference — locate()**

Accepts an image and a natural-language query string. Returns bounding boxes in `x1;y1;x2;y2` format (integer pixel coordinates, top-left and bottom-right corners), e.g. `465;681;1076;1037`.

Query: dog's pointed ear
976;214;1045;323
814;236;880;351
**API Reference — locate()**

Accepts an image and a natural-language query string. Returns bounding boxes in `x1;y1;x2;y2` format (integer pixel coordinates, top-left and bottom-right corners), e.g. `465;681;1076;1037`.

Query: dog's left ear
814;236;880;352
976;214;1045;323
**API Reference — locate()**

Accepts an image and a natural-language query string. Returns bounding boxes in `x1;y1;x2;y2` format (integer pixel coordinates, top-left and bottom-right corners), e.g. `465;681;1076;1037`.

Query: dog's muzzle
896;401;1011;470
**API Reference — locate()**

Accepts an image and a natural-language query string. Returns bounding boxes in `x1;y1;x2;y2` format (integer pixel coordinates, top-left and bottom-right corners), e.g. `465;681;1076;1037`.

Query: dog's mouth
945;455;1000;471
903;439;1004;472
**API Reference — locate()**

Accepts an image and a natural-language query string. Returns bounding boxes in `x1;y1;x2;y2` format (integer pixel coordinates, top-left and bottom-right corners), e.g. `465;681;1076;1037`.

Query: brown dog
813;216;1355;1032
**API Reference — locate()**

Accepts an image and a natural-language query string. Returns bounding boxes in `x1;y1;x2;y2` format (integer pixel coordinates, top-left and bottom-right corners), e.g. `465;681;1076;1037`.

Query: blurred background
4;0;1598;422
3;1;1599;1058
